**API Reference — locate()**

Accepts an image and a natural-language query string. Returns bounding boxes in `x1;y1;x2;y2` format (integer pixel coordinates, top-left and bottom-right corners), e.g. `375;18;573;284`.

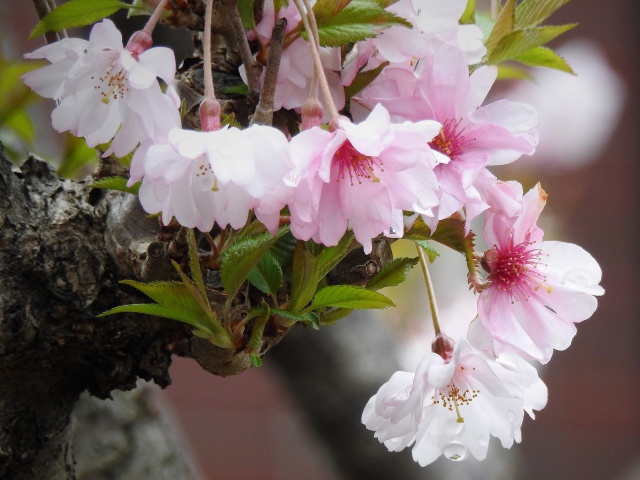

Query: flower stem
203;0;216;101
292;0;340;120
142;0;170;37
416;244;442;335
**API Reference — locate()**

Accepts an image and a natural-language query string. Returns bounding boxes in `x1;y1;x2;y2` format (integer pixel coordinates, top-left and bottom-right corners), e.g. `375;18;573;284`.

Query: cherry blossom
130;125;293;232
286;104;444;253
362;339;547;466
22;19;180;157
477;184;604;363
359;41;538;228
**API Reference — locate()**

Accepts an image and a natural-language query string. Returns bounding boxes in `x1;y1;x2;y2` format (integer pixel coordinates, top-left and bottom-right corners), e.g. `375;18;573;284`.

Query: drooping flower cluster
21;0;604;469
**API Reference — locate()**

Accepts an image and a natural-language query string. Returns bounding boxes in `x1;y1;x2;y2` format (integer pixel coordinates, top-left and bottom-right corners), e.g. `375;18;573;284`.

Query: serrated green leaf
248;252;283;295
90;176;140;195
515;0;570;29
317;232;355;280
319;308;353;324
510;46;574;73
486;0;516;54
305;285;395;312
238;0;256;29
488;24;577;65
404;216;433;241
414;240;439;263
460;0;476;24
344;60;388;99
366;257;419;291
271;307;320;330
220;228;287;302
313;0;412;47
30;0;126;39
288;242;319;312
271;231;297;273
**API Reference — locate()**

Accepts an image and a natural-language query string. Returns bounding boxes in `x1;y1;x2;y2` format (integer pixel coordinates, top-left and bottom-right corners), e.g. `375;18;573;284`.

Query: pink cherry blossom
22;19;180;157
130;125;293;232
477;184;604;363
362;339;547;466
359;42;539;228
287;104;443;253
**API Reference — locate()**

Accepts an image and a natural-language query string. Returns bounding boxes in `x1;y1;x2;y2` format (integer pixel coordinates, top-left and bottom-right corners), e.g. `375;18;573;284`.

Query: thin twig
250;18;287;126
228;0;261;93
32;0;60;44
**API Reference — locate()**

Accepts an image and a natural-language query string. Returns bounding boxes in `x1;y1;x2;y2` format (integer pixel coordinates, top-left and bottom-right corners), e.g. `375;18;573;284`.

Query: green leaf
485;0;516;54
247;252;283;295
305;285;395;312
186;229;207;299
488;24;577;65
460;0;476;24
366;257;419;291
119;280;210;327
317;231;356;280
413;240;439;263
510;46;574;73
247;302;269;367
270;307;320;330
404;216;433;241
220;228;287;302
313;0;412;47
271;231;298;273
90;176;140;195
288;242;319;312
238;0;256;29
98;302;201;328
344;61;389;99
30;0;126;39
319;308;353;325
515;0;571;29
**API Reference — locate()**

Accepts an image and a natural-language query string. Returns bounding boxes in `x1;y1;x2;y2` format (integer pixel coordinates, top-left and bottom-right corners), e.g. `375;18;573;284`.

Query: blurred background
1;1;638;479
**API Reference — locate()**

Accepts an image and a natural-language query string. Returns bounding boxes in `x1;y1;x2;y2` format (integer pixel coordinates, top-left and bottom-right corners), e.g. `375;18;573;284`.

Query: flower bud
431;332;455;363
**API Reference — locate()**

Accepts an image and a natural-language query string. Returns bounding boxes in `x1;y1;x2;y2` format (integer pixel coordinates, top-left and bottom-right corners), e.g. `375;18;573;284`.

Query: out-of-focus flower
362;339;547;466
360;42;538;229
505;38;626;170
287;104;443;253
130;125;293;232
477;184;604;363
22;19;179;157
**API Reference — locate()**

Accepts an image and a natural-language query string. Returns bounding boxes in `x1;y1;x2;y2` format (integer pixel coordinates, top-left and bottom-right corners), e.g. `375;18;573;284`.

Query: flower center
92;63;129;104
428;119;471;160
333;140;383;185
432;381;479;423
485;237;549;300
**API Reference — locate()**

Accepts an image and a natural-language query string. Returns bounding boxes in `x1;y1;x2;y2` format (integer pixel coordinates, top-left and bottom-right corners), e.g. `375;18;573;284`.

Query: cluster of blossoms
22;0;603;467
